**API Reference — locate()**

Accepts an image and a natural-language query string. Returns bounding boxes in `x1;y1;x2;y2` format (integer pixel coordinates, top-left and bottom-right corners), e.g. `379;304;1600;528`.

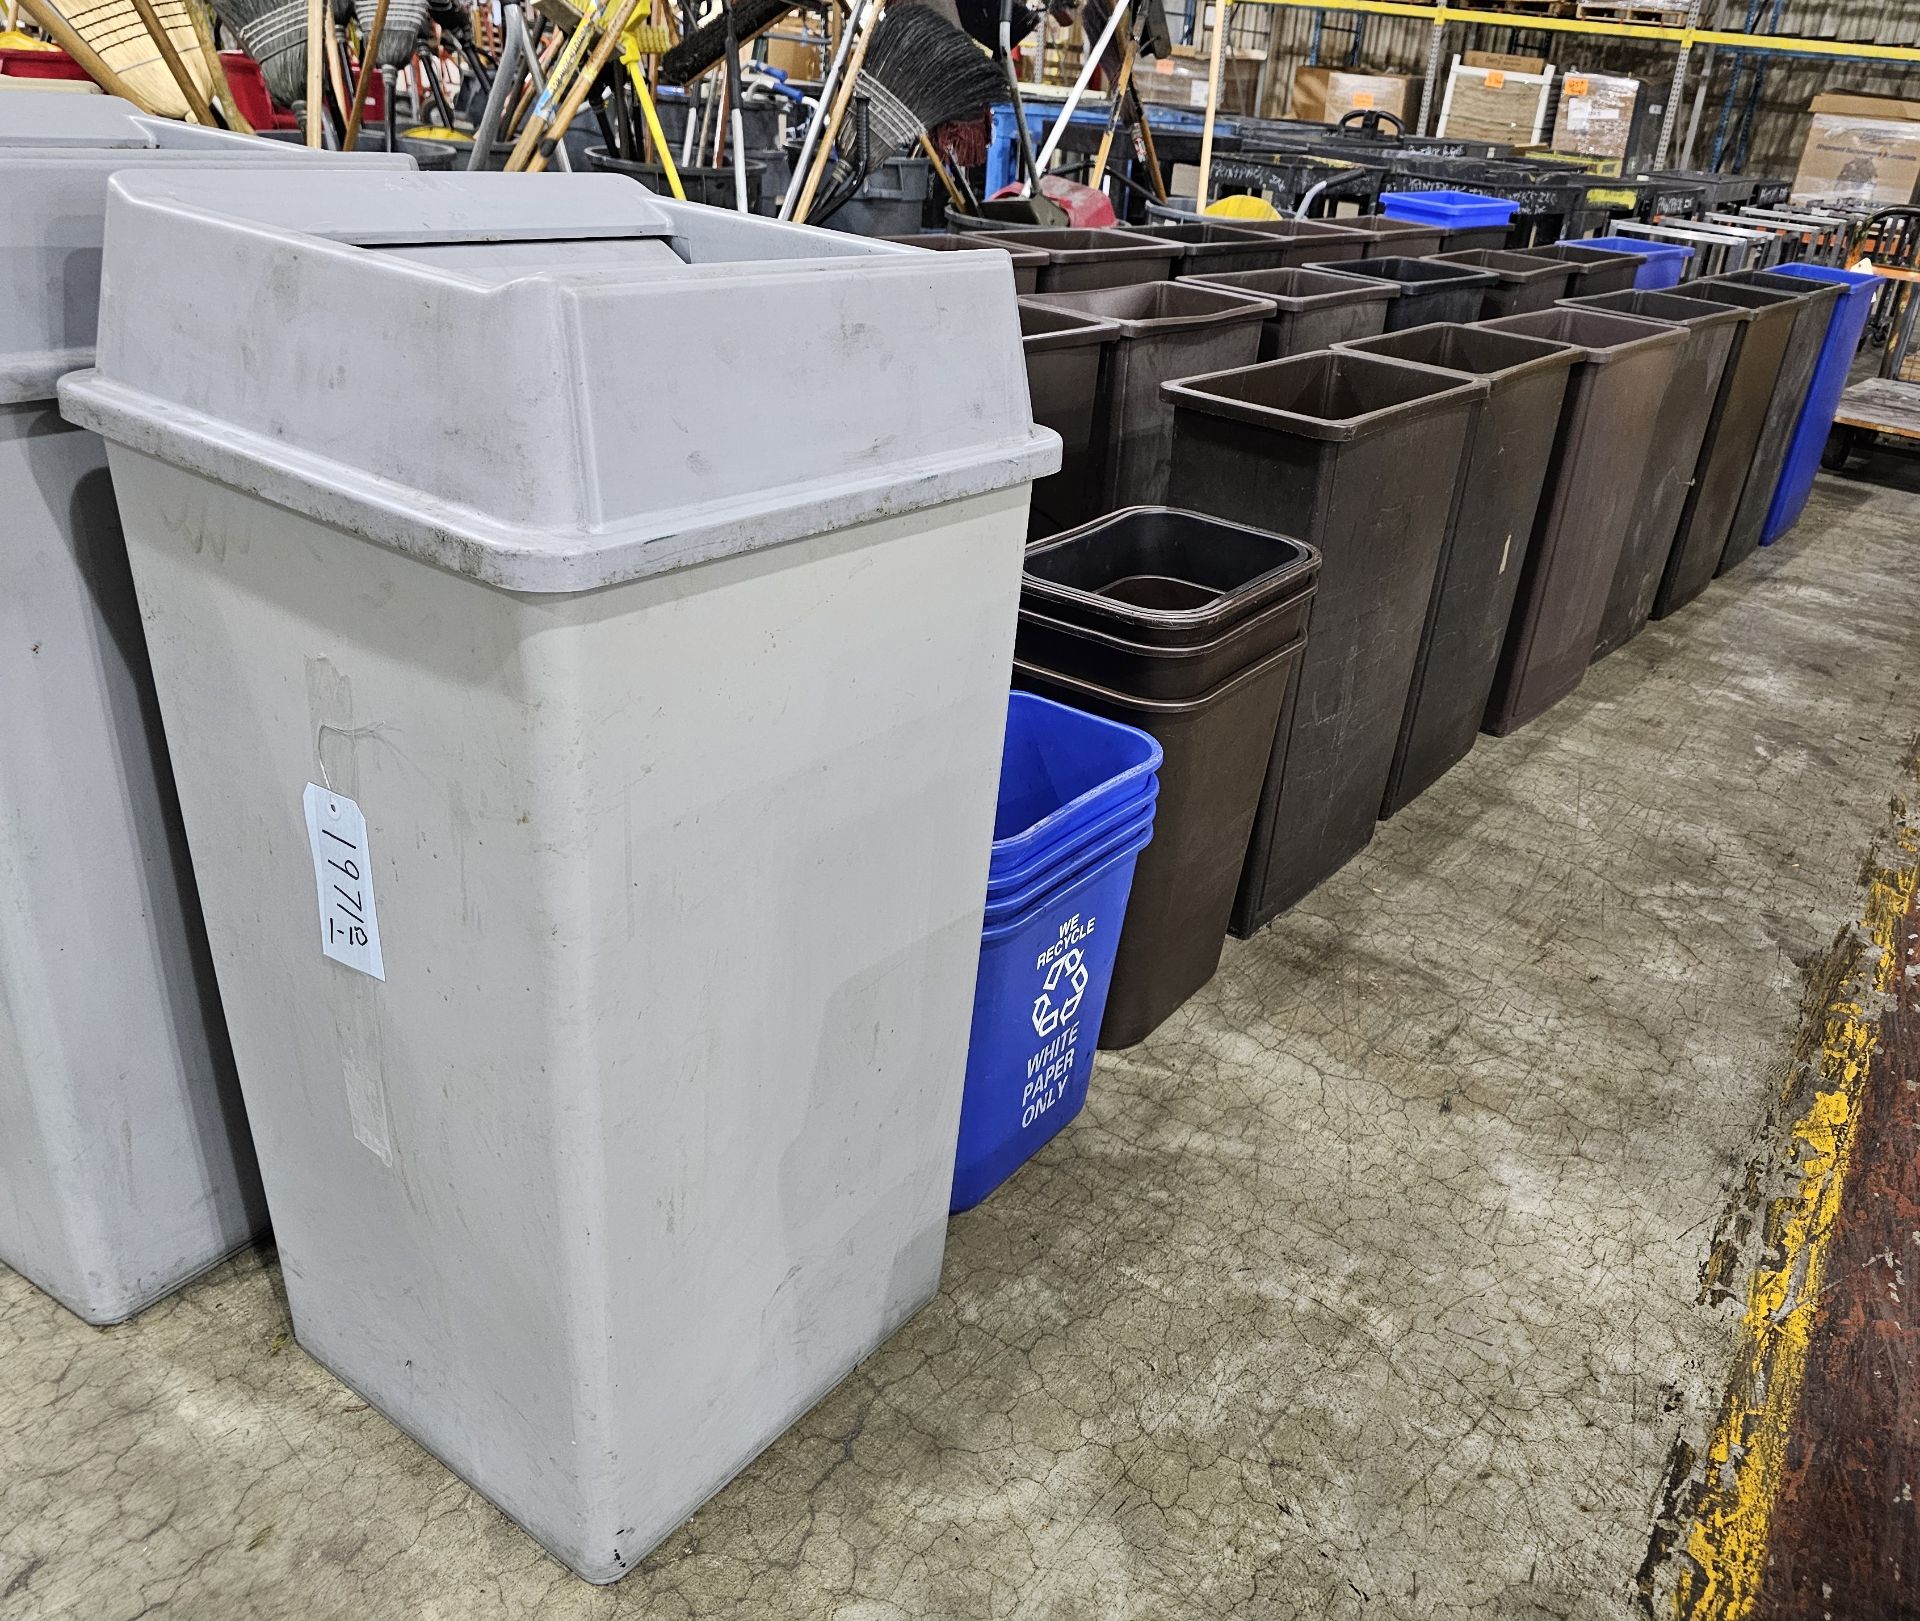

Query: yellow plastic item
1205;194;1281;221
0;27;60;47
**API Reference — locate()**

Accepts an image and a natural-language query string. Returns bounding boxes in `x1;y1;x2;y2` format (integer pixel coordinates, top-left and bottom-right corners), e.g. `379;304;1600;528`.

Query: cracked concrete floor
4;470;1918;1621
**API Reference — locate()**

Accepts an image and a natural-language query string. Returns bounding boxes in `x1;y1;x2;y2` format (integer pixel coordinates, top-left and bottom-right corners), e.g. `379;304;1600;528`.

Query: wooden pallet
1573;1;1689;21
1472;0;1576;17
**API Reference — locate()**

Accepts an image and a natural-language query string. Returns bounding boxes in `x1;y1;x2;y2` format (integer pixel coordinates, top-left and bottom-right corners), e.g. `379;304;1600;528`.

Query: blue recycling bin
954;693;1161;1211
1759;263;1881;545
1580;235;1693;290
1380;189;1518;231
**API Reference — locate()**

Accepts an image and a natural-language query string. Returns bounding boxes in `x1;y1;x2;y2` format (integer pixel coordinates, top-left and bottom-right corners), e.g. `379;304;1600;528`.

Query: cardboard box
1465;51;1548;76
1437;60;1554;146
1291;66;1415;125
1139;48;1261;115
1794;111;1920;206
1809;91;1920;122
1554;72;1645;163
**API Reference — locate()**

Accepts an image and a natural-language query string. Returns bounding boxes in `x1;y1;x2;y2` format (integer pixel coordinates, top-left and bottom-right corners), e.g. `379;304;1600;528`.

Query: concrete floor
4;469;1918;1621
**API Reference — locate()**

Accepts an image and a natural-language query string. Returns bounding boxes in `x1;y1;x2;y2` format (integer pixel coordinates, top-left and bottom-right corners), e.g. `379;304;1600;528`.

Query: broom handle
129;0;216;123
624;36;685;198
304;0;325;143
186;0;252;132
343;0;390;148
918;131;965;212
464;0;521;166
790;0;876;225
1089;38;1134;192
323;11;352;134
521;0;642;173
1132;81;1166;200
1029;0;1125;186
506;0;598;168
1194;0;1227;209
16;0;158;109
778;0;864;221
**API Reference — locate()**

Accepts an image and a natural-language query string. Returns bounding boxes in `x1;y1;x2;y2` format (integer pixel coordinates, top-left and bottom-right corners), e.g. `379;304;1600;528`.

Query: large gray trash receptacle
1560;289;1746;660
1478;308;1685;735
1177;265;1400;360
60;171;1058;1581
0;92;409;1326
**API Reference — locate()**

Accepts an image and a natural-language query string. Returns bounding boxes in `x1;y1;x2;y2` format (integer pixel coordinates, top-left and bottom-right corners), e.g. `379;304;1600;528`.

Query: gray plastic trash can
1177;266;1399;360
60;171;1057;1580
0;92;408;1326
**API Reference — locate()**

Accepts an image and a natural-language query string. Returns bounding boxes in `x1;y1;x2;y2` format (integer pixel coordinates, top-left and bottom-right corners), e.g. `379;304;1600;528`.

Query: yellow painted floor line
1664;813;1920;1619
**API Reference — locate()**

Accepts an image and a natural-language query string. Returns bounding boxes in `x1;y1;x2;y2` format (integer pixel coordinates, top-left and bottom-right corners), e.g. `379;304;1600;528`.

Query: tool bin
1333;324;1580;816
59;170;1058;1580
1026;281;1268;509
1560;290;1747;660
0;92;407;1326
989;226;1181;292
1577;234;1693;289
1529;241;1650;297
1477;308;1685;734
1135;219;1296;275
1175;266;1400;360
1382;187;1518;255
884;230;1049;293
1305;255;1498;330
1342;215;1447;259
1015;507;1319;1046
955;694;1161;1210
1164;352;1485;932
1200;215;1376;266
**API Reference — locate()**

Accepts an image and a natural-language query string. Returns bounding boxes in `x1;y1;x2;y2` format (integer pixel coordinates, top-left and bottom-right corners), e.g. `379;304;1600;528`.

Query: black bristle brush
660;0;805;86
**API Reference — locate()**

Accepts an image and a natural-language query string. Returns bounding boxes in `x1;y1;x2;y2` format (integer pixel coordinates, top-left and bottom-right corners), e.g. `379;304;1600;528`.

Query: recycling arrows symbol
1031;948;1090;1037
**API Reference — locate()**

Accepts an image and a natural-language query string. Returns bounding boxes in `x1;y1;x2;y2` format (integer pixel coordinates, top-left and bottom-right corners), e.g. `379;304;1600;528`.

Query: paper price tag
1352;91;1376;109
1566;75;1591;97
1485;70;1506;89
304;784;386;981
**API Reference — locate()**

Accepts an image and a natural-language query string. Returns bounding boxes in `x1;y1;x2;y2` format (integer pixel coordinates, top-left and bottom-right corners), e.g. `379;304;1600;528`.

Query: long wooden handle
128;0;217;123
342;0;389;147
304;0;325;144
1089;40;1135;192
792;0;877;224
185;0;252;132
520;0;643;173
15;0;159;109
919;130;965;212
1194;0;1228;209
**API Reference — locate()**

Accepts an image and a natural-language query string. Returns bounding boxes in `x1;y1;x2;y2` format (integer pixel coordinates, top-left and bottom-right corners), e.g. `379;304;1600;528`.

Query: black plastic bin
584;147;767;211
1027;281;1268;509
1428;248;1578;317
1343;217;1447;258
988;227;1181;293
883;231;1048;294
1305;255;1498;331
1176;266;1400;360
1477;308;1686;735
1134;220;1296;275
1202;217;1375;267
1164;351;1487;933
1019;300;1120;538
1333;324;1582;816
1644;280;1788;618
1561;290;1748;660
1437;223;1515;255
1015;507;1321;1046
1698;270;1845;577
1530;241;1649;297
1022;503;1315;643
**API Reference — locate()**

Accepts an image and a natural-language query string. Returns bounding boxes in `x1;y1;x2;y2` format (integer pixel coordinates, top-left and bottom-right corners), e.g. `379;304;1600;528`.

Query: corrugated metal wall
1238;0;1920;179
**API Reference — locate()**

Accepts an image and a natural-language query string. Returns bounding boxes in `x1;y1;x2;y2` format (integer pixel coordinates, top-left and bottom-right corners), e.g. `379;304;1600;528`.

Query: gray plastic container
1699;269;1844;576
1427;248;1578;317
1204;215;1376;266
1332;323;1581;816
59;170;1057;1581
1645;280;1788;618
1027;281;1268;509
1477;307;1686;735
1164;351;1487;932
1133;220;1296;275
1177;265;1400;360
0;93;410;1327
1343;216;1447;258
1019;299;1119;536
1560;290;1747;660
990;226;1181;292
1530;241;1649;297
886;231;1048;294
1306;254;1499;330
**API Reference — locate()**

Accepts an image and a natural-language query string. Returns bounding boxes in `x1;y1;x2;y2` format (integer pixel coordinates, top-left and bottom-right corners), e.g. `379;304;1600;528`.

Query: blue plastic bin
954;833;1154;1211
1580;235;1693;290
1381;190;1518;230
1758;263;1881;545
955;693;1161;1211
